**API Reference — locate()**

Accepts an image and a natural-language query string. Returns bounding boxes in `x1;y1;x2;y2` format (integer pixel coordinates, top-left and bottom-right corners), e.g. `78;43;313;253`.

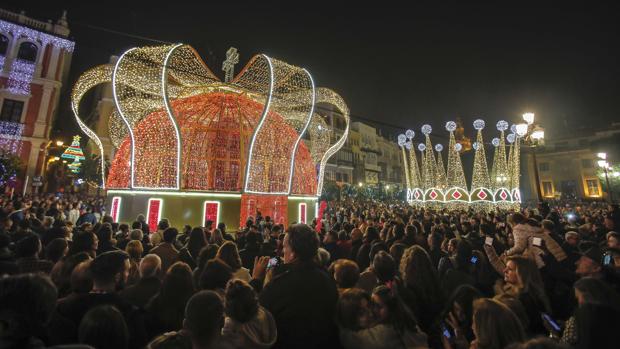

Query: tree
0;150;24;188
598;164;620;200
80;146;109;189
320;180;340;201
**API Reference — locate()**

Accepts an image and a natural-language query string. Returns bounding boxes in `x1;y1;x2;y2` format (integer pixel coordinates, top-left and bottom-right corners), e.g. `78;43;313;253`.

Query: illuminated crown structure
398;119;522;211
72;44;349;230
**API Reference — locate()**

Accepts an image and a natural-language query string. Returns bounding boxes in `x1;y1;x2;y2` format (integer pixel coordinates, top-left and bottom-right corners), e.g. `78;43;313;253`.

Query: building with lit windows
524;123;620;201
352;122;381;185
377;132;405;190
321;103;354;185
0;8;74;191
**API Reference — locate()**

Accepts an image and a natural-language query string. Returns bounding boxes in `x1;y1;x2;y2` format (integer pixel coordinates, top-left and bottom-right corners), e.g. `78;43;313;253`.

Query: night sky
5;1;620;140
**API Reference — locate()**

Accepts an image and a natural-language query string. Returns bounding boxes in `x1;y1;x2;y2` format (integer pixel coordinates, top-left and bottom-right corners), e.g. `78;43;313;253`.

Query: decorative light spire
397;133;412;190
446;121;467;189
493;121;509;189
421;125;436;189
434;144;447;189
471;119;491;189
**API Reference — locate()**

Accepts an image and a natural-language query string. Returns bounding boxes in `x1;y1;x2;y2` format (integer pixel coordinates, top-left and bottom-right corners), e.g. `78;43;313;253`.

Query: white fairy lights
402;117;522;210
72;44;348;199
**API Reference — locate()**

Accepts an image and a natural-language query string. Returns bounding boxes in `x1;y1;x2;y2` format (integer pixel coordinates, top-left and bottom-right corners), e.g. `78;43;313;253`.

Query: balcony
364;163;381;172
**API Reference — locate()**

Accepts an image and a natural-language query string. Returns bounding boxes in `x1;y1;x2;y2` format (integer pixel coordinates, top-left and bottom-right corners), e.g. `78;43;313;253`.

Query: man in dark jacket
257;224;340;349
56;250;147;348
120;254;162;309
239;231;262;273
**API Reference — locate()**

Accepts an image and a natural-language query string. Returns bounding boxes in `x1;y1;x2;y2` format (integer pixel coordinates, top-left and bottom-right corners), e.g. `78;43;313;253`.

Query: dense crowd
1;192;620;349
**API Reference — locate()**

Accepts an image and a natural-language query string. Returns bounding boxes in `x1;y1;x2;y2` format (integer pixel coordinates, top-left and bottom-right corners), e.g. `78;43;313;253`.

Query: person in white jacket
68;203;80;225
505;212;539;257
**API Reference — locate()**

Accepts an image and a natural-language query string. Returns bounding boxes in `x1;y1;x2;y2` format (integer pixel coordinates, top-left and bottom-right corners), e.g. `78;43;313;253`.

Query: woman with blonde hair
125;240;143;285
217;241;251;282
471;298;525;349
210;228;225;246
499;255;551;335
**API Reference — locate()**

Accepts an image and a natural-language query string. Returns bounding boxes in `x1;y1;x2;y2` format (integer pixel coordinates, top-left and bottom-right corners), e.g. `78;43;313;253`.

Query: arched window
17;42;38;62
0;35;8;56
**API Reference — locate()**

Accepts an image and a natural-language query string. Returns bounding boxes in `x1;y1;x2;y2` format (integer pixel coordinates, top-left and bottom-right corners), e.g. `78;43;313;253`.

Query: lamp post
517;113;545;203
41;140;67;193
598;153;614;203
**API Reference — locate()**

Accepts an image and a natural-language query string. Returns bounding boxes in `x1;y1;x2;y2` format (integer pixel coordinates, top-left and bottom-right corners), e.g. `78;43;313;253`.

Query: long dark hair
148;262;195;331
575;303;620;349
187;227;207;260
373;285;419;335
443;285;482;341
399;245;442;303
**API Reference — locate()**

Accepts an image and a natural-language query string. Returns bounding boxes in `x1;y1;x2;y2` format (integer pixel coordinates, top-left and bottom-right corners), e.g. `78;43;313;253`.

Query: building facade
321;103;354;185
0;9;74;191
524;123;620;201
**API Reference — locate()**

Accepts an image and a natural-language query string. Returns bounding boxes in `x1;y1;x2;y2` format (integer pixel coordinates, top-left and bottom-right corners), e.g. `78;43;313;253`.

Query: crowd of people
1;192;619;349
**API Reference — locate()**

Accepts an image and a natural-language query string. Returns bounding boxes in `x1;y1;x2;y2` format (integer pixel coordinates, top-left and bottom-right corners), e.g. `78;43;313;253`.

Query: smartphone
267;257;280;269
541;313;561;332
604;254;612;266
470;256;478;264
440;322;454;340
532;237;542;247
485;237;493;246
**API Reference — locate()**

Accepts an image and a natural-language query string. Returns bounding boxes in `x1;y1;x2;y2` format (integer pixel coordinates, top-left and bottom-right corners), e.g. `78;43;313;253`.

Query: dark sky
5;1;620;140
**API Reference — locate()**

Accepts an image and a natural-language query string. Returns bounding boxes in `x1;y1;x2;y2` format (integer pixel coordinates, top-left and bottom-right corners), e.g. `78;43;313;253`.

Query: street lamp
358;182;363;187
598;160;613;203
56;140;64;147
598;153;614;203
519;113;546;202
523;113;535;125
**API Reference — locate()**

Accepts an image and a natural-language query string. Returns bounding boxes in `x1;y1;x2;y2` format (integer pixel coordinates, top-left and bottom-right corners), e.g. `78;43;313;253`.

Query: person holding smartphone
440;285;482;349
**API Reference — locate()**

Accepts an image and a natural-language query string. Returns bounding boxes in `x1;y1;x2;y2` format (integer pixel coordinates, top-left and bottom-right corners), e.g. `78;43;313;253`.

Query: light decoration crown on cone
70;44;349;196
397;118;521;210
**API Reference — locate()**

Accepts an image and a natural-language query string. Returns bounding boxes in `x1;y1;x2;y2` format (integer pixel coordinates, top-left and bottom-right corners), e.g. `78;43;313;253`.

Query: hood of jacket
222;306;277;349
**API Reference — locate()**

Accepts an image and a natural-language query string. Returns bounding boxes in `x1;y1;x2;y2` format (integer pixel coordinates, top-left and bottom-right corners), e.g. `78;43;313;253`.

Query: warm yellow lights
403;118;521;210
71;44;349;197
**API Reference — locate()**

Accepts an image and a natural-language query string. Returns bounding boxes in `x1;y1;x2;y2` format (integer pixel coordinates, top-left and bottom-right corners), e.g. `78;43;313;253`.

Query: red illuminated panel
147;199;162;232
203;201;220;227
111;197;121;223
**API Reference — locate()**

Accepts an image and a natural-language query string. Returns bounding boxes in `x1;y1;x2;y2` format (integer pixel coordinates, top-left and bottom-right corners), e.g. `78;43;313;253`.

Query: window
203;201;220;227
0;99;24;122
555;142;568;151
539;162;550;171
0;34;8;56
342;173;349;182
586;179;600;197
110;197;122;223
542;181;553;197
147;198;163;232
581;159;593;168
17;42;38;62
336;173;342;181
